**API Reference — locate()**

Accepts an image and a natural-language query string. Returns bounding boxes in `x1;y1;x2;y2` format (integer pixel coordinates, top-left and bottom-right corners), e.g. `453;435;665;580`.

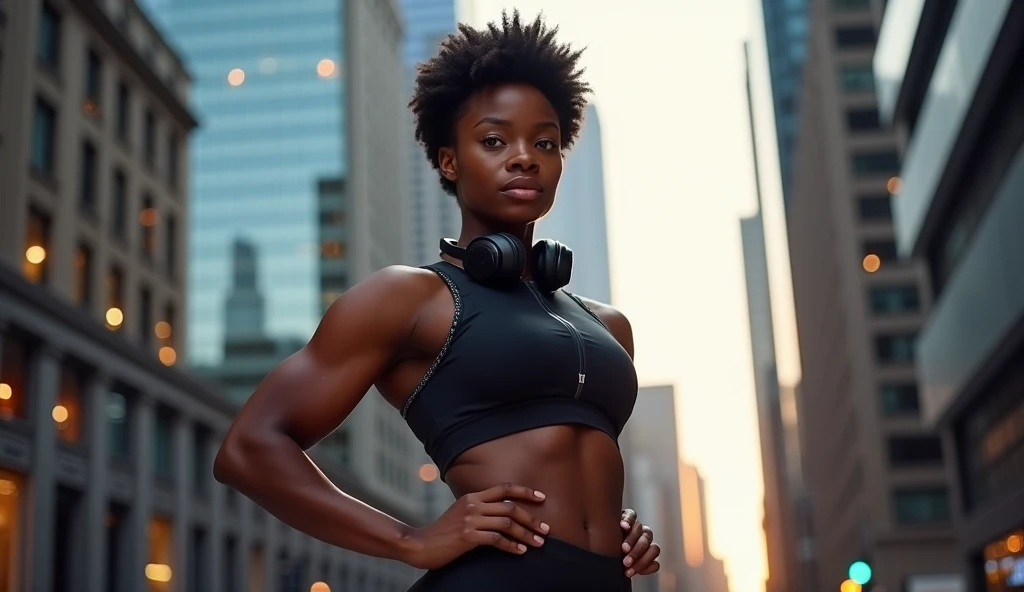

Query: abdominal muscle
443;424;626;557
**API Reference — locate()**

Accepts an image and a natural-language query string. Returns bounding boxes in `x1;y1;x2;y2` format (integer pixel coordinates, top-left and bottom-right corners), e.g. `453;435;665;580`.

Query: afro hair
409;10;591;195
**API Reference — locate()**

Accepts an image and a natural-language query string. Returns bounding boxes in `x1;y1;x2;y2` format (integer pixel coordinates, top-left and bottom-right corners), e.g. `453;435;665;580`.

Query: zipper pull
579;373;586;384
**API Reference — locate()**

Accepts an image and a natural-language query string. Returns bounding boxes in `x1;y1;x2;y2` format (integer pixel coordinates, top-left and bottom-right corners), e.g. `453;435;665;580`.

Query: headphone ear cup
494;233;527;278
532;239;572;292
462;233;526;285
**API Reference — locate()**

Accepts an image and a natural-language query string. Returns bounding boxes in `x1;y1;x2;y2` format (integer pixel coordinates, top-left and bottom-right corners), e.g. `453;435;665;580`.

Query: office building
536;103;613;303
402;0;459;266
875;2;1024;590
787;0;962;590
145;0;424;518
0;2;423;591
760;0;809;212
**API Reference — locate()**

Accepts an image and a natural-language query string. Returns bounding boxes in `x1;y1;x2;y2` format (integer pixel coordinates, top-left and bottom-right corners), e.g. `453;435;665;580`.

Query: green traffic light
849;561;872;585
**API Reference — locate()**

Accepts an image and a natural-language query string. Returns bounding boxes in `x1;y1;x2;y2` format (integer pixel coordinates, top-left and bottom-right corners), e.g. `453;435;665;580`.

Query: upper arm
224;265;433;451
577;296;635;361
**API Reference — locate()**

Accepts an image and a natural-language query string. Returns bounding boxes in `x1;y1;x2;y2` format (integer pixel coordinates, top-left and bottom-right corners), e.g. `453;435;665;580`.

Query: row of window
34;3;181;190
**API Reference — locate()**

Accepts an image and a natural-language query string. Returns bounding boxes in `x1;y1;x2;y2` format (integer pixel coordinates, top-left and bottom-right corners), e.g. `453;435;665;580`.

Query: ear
438;147;458;182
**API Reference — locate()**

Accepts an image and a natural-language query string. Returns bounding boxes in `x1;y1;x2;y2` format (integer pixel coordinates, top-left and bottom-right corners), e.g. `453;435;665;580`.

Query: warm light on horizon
680;463;705;567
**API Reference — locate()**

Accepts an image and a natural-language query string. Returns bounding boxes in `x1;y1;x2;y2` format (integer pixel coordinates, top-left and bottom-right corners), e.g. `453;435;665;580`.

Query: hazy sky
461;2;804;591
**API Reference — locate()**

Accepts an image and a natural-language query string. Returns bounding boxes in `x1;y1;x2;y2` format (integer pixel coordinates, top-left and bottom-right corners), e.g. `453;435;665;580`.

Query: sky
461;2;804;592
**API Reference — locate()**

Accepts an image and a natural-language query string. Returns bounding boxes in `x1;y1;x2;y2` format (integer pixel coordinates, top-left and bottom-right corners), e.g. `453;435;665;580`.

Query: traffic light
849;560;873;586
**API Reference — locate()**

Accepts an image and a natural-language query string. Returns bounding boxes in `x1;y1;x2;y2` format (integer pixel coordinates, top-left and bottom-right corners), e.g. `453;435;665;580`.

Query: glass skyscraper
143;0;347;366
761;0;808;212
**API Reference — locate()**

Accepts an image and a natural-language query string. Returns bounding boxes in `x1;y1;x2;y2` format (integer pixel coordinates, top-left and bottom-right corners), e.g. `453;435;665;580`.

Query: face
438;83;563;228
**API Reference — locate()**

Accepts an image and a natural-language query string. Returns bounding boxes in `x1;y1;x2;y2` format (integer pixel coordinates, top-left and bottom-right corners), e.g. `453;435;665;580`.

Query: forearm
215;431;419;562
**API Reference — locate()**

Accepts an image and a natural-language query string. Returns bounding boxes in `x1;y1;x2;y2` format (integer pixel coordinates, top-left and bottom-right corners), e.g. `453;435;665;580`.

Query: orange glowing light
106;307;124;327
0;383;11;400
52;405;69;423
841;580;862;592
154;321;172;339
311;583;331;592
887;176;901;194
159;347;177;366
862;254;881;273
317;59;336;78
139;208;158;227
418;464;439;482
1008;535;1023;554
25;246;47;264
145;563;172;582
227;68;245;86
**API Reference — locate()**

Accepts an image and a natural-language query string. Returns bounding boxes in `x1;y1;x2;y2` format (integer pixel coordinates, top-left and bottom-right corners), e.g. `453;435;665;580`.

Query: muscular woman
214;10;661;590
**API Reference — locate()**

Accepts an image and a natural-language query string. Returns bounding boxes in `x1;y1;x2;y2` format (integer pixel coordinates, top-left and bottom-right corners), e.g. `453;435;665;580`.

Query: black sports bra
400;261;639;481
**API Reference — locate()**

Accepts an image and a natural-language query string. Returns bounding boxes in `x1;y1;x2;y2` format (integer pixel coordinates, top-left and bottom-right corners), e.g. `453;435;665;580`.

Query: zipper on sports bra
523;280;587;399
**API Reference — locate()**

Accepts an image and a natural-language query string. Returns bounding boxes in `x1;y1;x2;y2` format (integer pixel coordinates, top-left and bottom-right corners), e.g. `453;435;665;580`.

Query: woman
214;10;660;591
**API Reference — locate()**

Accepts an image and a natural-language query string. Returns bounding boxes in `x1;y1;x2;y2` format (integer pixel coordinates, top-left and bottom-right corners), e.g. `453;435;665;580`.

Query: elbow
213;428;263;489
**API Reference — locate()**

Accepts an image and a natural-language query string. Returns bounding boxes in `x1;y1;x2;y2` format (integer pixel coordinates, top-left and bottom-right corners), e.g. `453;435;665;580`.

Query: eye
482;136;505;148
536;139;558;151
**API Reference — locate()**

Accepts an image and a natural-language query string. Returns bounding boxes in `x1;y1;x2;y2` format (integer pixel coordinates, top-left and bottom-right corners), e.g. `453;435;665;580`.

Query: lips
500;176;544;200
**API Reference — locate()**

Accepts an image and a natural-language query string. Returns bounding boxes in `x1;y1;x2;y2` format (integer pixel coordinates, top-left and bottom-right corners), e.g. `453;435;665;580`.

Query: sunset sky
461;2;805;591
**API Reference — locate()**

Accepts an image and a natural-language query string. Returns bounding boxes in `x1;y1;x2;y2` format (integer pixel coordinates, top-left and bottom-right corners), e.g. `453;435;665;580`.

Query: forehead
458;83;559;128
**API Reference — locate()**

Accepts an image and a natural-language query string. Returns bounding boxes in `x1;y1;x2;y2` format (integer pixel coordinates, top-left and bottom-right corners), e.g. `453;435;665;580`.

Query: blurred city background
0;0;1022;590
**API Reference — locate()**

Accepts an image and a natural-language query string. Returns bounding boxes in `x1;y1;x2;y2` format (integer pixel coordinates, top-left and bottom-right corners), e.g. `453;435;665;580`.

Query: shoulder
572;295;634;360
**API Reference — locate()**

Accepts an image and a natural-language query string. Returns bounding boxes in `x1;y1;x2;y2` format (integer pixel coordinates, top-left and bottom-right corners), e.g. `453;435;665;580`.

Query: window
111;169;127;239
31;98;57;176
147;516;174;592
863;240;900;264
74;243;93;307
139;285;152;345
869;285;920;314
852;150;901;177
893;488;951;525
835;26;875;49
846;108;881;132
880;383;920;416
80;140;98;214
153;409;174;478
0;332;32;421
192;427;208;496
104;503;129;592
876;333;916;364
165;214;177;276
107;391;130;461
23;207;51;284
0;469;25;592
857;194;892;221
55;362;87;444
84;50;102;113
167;133;179;189
36;2;61;70
832;0;870;9
888;436;943;467
106;266;124;330
140;195;156;258
144;110;155;167
840;64;876;94
116;82;129;141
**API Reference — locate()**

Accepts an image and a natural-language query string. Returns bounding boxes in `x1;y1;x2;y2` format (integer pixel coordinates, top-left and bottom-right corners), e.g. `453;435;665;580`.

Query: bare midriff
444;424;625;557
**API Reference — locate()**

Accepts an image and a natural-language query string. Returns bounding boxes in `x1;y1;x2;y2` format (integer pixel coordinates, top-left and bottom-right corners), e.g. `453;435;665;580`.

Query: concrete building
787;0;962;590
0;2;423;591
875;1;1024;590
759;0;809;212
145;0;424;520
536;103;614;304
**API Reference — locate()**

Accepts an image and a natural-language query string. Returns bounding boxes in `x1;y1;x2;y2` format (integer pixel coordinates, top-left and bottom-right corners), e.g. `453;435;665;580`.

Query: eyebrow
473;116;559;131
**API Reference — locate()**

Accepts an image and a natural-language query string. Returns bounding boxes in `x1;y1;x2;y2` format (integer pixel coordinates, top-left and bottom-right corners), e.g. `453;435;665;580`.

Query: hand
620;508;661;577
405;483;550;570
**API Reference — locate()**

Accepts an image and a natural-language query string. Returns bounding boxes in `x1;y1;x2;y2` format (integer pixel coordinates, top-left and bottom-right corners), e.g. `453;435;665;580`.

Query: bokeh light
862;254;881;273
227;68;245;86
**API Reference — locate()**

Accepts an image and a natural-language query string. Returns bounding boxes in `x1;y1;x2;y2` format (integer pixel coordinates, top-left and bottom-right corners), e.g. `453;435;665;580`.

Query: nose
505;141;539;173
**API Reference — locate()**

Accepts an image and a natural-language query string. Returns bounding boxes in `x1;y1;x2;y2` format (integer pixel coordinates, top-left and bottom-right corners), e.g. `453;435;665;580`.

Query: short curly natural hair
409;10;591;195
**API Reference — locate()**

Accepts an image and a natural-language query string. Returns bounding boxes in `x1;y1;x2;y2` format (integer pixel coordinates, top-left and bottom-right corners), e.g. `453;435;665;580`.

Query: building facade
787;0;962;590
875;1;1024;590
536;103;614;304
145;0;424;519
760;0;809;212
0;2;423;591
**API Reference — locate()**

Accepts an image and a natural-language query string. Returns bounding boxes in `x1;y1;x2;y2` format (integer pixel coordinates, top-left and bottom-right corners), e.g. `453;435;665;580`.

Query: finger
621;521;644;553
620;508;637;530
472;516;545;547
623;530;652;567
468;529;526;555
631;545;661;577
476;483;546;504
481;501;550;535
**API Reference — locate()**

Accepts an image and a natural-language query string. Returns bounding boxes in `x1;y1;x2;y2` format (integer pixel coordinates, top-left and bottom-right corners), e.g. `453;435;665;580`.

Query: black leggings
407;536;632;591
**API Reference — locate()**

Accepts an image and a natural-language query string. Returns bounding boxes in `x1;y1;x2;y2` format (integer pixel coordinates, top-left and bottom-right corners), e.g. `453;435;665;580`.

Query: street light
841;579;862;592
849;560;873;585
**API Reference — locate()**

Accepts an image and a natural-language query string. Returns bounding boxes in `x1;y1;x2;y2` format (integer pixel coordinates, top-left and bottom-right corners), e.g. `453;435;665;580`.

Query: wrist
392;525;426;567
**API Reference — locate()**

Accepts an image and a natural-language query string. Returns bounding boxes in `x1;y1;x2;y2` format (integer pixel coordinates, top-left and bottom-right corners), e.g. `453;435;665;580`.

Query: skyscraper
787;1;961;590
536;103;613;303
875;1;1024;588
760;0;809;213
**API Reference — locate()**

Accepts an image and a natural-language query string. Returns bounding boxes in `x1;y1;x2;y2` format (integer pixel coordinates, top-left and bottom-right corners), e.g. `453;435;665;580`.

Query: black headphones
439;233;573;293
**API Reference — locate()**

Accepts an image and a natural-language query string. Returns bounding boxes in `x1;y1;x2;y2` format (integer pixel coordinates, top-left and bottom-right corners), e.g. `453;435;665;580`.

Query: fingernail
626;569;635;578
624;557;633;567
518;544;527;553
622;543;630;553
621;521;630;529
534;491;546;500
534;535;544;545
540;522;550;533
